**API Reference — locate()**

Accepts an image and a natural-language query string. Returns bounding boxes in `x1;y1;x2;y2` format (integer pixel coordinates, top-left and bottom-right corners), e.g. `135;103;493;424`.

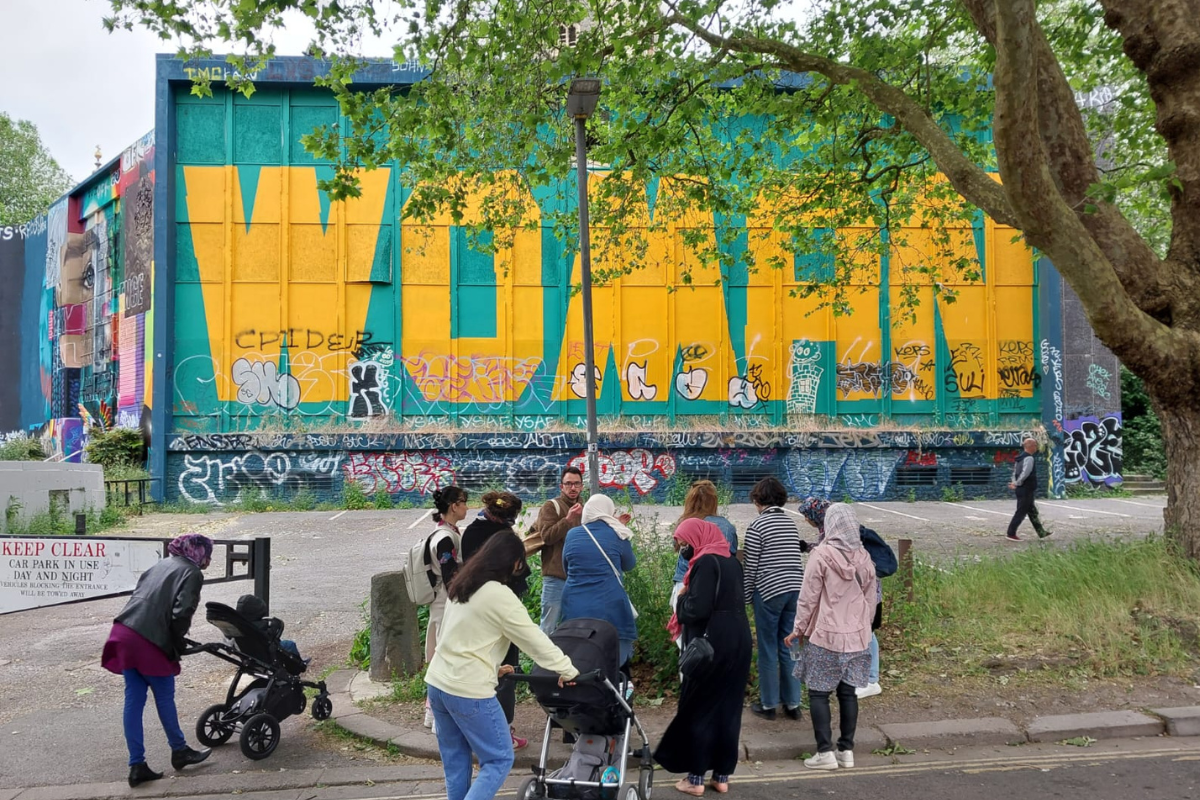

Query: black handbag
678;560;721;677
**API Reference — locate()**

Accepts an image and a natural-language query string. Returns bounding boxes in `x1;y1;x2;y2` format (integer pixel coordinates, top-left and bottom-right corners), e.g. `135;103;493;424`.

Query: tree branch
662;12;1020;228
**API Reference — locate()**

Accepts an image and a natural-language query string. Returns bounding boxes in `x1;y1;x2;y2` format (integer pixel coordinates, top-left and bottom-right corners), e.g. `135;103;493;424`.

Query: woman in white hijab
559;494;639;666
784;503;877;771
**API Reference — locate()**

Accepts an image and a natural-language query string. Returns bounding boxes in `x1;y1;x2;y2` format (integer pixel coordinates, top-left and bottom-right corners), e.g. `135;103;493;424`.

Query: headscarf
168;534;213;568
581;494;634;540
821;503;863;553
667;518;731;641
799;497;832;534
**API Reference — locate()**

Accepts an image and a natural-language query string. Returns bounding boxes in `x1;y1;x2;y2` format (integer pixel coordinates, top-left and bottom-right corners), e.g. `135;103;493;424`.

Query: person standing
424;486;469;731
426;532;579;800
1007;437;1051;541
741;477;806;721
560;494;638;667
671;481;738;620
785;503;877;771
461;490;527;748
101;534;214;787
526;466;584;633
656;519;752;796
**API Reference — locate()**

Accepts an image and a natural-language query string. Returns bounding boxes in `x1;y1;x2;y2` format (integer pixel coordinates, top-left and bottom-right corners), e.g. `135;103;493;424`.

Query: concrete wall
166;429;1046;506
0;462;106;530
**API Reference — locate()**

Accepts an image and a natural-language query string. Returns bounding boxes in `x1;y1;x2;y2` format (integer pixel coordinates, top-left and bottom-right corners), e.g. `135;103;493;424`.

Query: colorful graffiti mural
167;87;1042;434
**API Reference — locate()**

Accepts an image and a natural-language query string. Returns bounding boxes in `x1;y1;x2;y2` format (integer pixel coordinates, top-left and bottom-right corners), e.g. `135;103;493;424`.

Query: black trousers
1007;488;1046;537
498;644;520;725
809;682;858;752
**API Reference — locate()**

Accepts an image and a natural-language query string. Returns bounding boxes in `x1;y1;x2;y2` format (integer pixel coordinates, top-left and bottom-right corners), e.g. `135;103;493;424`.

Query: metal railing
104;478;160;512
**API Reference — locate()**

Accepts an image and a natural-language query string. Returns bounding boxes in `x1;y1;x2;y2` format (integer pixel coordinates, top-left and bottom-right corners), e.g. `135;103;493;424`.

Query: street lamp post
568;78;602;495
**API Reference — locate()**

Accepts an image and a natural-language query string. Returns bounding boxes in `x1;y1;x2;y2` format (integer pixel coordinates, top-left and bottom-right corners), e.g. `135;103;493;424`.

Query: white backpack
402;532;438;605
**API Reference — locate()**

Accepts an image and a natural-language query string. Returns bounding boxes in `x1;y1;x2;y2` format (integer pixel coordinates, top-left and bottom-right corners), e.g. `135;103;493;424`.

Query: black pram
507;618;653;800
184;601;332;760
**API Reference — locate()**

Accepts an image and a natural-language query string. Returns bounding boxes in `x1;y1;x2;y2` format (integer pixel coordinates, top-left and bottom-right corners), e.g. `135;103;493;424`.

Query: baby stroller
506;618;653;800
183;601;332;760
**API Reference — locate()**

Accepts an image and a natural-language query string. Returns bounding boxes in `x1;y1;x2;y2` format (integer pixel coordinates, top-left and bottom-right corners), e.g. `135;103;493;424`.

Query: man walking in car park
525;466;584;633
1007;437;1051;541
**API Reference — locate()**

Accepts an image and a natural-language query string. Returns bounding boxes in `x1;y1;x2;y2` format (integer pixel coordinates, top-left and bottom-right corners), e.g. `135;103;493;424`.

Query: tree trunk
1158;401;1200;560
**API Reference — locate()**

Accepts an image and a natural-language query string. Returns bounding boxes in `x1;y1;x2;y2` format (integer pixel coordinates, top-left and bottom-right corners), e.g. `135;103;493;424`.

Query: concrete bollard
369;571;423;682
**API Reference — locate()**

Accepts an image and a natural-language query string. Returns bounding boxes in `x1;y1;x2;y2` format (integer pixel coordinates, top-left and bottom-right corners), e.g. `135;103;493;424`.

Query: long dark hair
447;530;527;603
432;485;468;523
480;490;522;525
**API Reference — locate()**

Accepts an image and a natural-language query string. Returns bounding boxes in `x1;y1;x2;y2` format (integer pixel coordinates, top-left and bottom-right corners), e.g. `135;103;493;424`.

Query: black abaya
653;554;752;778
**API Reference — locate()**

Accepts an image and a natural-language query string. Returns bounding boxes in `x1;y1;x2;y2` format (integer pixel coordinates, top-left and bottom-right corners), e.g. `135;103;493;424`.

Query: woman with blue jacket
560;494;638;667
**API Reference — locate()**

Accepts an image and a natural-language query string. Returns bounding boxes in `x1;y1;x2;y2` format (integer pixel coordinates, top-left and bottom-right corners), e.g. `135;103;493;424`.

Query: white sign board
0;537;165;614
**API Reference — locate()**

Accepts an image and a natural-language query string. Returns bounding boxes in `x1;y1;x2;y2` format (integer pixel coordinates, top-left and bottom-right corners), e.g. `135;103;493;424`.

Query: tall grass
889;536;1200;679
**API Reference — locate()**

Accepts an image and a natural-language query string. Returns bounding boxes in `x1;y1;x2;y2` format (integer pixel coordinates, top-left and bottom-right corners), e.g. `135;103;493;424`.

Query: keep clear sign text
0;538;164;614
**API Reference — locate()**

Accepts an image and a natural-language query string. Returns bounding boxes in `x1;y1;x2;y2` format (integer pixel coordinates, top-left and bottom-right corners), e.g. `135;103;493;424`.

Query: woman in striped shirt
741;477;806;721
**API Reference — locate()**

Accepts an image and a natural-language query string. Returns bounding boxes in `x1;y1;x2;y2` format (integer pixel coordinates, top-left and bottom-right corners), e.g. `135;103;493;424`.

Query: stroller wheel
312;695;333;721
516;775;544;800
618;784;640;800
239;713;281;760
196;704;235;747
638;767;653;800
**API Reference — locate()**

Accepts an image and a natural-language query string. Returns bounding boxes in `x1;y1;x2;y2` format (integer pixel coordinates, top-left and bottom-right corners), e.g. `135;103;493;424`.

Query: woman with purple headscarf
102;534;215;787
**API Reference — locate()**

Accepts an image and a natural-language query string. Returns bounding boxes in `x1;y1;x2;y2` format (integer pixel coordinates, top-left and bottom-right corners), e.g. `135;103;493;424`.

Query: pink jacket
791;544;877;653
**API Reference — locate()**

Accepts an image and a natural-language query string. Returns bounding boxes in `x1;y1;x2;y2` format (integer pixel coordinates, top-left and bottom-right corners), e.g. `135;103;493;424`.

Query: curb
331;670;1189;766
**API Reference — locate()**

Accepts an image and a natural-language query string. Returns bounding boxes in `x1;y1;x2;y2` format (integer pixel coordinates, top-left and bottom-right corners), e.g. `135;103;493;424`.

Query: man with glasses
527;466;584;633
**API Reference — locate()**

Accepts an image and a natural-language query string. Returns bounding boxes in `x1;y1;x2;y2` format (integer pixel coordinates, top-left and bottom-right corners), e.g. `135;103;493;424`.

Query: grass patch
4;502;133;536
886;536;1200;683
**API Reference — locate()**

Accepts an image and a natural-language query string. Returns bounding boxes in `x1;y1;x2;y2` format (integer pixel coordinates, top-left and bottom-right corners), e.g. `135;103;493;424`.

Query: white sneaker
424;707;434;728
835;750;854;768
856;682;882;699
804;751;838;770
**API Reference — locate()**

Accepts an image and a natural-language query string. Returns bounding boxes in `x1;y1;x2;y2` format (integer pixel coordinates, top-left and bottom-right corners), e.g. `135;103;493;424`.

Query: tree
105;0;1200;559
0;113;74;226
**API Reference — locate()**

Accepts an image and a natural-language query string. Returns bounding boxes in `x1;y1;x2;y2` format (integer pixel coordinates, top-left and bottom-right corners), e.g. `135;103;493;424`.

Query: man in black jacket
1007;438;1051;541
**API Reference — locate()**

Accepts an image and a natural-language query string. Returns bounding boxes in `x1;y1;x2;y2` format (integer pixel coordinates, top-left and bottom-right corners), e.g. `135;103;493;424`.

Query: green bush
85;428;144;469
940;483;965;503
343;481;370;510
0;433;44;461
373;490;394;509
1121;367;1168;480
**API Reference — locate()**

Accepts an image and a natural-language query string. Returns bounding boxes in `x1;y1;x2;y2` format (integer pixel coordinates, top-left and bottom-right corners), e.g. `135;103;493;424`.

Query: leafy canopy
0;113;74;227
100;1;1164;317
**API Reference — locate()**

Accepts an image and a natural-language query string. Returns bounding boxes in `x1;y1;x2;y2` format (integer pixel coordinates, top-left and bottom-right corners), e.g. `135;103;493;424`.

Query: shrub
343;481;370;510
85;428;144;469
940;483;965;503
373;490;394;509
0;433;44;461
292;489;318;511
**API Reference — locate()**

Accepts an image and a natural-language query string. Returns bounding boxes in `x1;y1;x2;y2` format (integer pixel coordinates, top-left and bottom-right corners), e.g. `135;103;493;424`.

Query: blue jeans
427;684;514;800
868;633;879;684
752;591;802;711
123;670;187;766
540;576;565;634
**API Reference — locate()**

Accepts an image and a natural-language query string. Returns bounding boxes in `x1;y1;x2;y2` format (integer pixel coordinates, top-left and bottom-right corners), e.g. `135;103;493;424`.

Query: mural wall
170;88;1042;437
2;133;156;462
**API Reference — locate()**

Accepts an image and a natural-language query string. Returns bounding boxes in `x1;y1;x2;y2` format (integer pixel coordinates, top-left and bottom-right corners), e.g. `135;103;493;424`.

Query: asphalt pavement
0;495;1170;793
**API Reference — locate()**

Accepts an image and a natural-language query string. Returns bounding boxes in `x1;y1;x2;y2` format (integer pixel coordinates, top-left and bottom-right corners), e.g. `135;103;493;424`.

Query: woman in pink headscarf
655;519;752;796
102;534;214;787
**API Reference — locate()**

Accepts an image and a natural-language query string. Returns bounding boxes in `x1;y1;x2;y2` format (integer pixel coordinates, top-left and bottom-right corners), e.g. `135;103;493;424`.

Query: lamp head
567;78;602;119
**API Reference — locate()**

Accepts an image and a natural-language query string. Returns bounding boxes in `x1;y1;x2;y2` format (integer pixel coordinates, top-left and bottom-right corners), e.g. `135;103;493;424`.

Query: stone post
369;571;422;682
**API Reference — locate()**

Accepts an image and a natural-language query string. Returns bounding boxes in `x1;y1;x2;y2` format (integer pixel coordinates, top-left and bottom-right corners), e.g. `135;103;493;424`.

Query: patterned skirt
792;642;870;693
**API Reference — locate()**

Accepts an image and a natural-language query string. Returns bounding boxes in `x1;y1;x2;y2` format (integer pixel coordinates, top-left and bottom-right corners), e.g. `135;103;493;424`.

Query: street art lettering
348;361;387;418
233;328;383;355
904;450;937;467
122;171;154;317
182;65;259;82
946;343;986;396
401;352;542;405
1062;415;1122;485
342;451;456;496
625;361;658;401
569;363;602;399
997;340;1039;394
232;358;300;410
177;451;343;505
568;448;677;494
784;450;905;500
675;367;708;401
728;376;760;409
680;344;710;362
1086;363;1113;401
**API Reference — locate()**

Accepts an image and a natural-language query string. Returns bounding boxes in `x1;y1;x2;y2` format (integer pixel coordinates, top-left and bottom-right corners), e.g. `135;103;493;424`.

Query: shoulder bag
581;523;638;620
678;557;722;677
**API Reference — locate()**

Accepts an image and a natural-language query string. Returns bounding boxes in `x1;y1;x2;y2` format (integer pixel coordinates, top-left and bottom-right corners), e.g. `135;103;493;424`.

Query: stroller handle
500;668;605;687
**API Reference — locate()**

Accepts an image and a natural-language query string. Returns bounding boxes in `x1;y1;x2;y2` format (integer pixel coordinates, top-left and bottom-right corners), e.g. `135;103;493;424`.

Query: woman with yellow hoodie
425;530;579;800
